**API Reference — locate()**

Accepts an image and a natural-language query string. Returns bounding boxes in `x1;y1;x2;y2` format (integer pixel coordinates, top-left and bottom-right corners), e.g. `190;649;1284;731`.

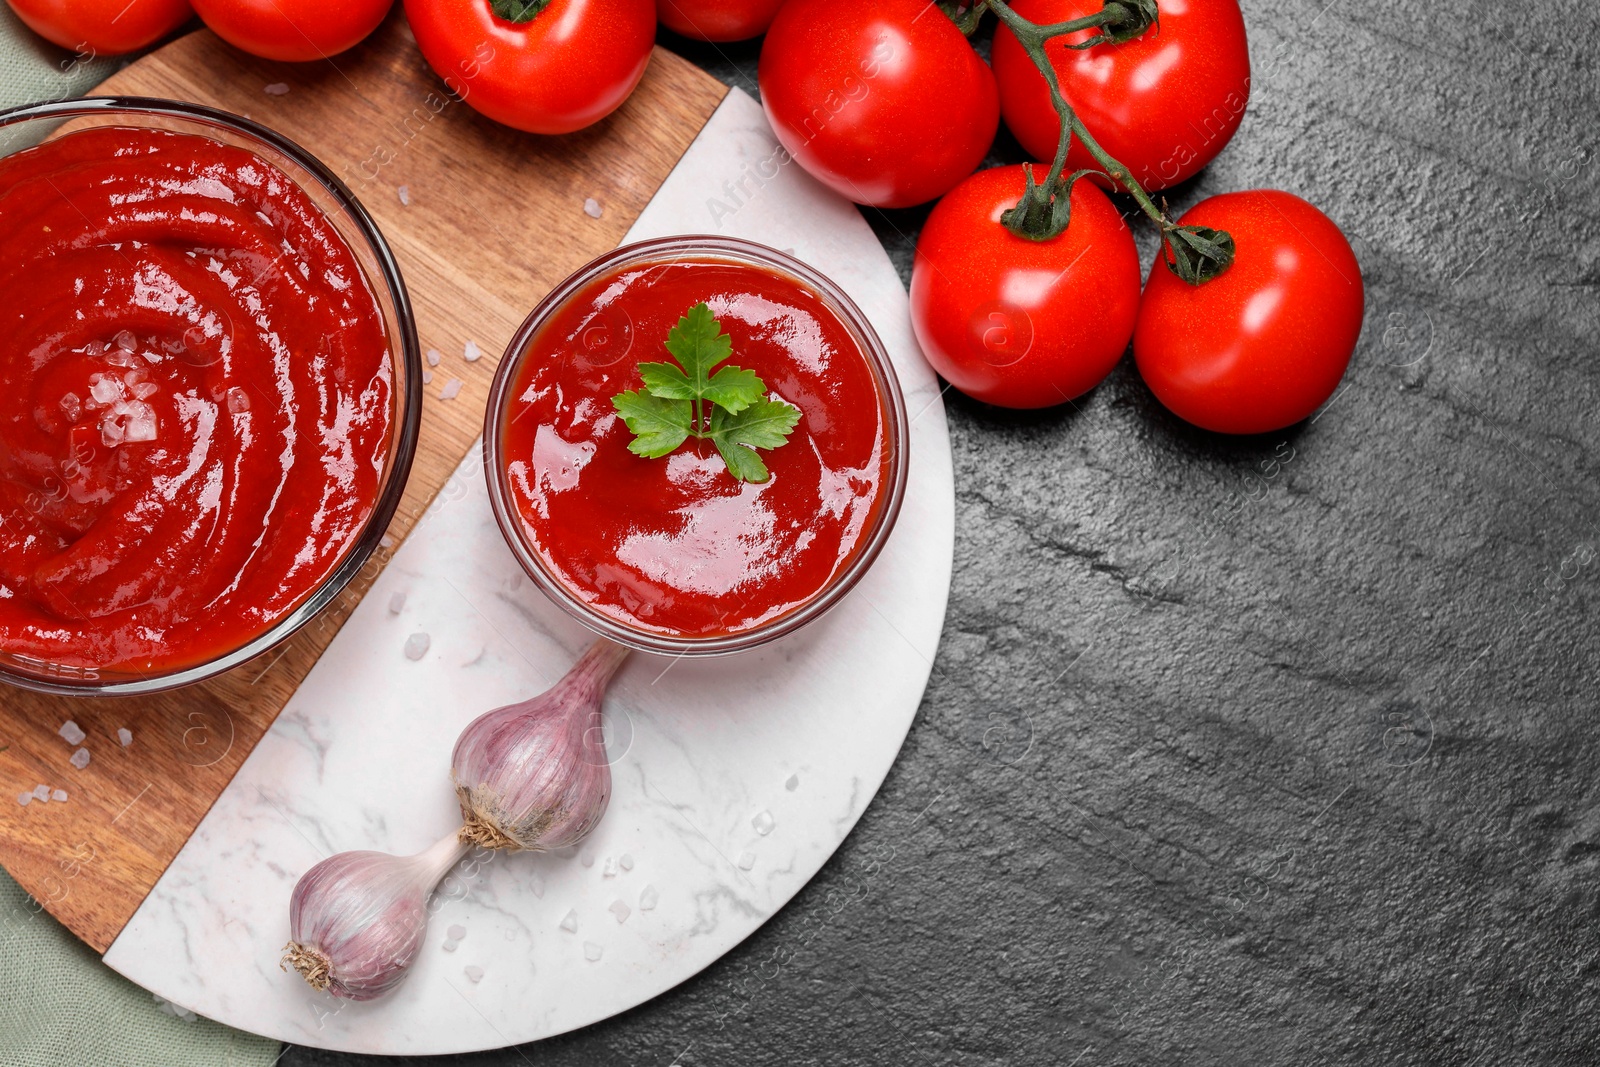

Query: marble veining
100;90;954;1055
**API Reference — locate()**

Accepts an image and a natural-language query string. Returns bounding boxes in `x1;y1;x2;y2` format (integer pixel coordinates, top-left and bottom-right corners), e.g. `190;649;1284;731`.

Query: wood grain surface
0;12;727;954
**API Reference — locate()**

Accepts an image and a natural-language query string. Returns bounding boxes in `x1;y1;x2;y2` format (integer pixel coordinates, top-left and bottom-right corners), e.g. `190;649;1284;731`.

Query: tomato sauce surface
0;126;393;676
502;256;890;637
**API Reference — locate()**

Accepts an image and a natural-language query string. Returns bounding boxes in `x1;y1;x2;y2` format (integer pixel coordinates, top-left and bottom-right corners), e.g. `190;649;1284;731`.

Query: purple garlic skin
452;639;629;851
283;832;465;1000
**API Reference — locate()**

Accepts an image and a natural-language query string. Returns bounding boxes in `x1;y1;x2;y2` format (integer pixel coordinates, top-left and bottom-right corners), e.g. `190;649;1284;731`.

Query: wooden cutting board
0;12;727;954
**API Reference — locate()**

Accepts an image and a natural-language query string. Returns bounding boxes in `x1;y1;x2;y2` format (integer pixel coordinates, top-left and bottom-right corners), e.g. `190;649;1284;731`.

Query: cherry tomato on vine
910;166;1141;409
1135;190;1364;435
190;0;390;61
992;0;1250;192
759;0;999;209
406;0;655;135
7;0;192;55
657;0;780;41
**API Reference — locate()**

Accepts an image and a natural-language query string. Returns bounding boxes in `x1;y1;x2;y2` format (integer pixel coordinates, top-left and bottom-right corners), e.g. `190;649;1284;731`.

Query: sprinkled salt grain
583;941;603;961
58;721;86;745
397;185;411;206
529;873;545;898
124;410;158;443
89;375;121;406
583;197;602;219
264;82;290;95
619;853;634;871
639;885;658;911
403;632;430;660
737;851;755;871
603;856;618;878
440;378;463;400
51;789;67;803
70;748;90;770
785;773;799;791
15;793;30;807
448;924;467;941
441;939;458;953
464;965;484;983
387;591;406;615
226;387;251;414
32;784;50;802
426;348;441;367
117;728;133;747
101;419;125;447
463;340;482;362
132;381;158;400
752;810;774;835
580;848;595;868
559;909;578;933
609;900;630;924
114;329;137;352
422;370;434;385
59;393;81;421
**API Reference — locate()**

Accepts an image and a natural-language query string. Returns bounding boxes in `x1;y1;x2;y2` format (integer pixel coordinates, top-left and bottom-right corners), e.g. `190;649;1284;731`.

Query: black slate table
290;2;1600;1063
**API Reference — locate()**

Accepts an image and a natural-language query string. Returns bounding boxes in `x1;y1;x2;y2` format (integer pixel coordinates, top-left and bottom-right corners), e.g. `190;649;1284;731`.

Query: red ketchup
501;256;892;637
0;127;393;676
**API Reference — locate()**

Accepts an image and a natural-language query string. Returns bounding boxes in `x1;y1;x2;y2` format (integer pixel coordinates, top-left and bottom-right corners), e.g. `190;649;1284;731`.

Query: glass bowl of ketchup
0;98;422;695
485;235;909;656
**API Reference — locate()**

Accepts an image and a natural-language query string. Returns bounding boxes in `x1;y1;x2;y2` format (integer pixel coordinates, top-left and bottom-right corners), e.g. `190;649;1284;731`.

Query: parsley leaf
610;302;801;482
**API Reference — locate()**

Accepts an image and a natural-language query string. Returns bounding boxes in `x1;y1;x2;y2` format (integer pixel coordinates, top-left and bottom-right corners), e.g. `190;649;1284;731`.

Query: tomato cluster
756;0;1364;433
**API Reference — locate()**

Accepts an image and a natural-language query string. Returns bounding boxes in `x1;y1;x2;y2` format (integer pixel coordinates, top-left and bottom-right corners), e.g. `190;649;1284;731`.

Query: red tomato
992;0;1250;192
190;0;390;61
758;0;998;209
405;0;655;135
910;166;1141;409
7;0;192;55
658;0;780;41
1134;190;1364;434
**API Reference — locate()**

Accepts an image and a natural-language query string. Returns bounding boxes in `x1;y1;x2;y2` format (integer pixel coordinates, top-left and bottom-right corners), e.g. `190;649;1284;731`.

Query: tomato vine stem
959;0;1235;283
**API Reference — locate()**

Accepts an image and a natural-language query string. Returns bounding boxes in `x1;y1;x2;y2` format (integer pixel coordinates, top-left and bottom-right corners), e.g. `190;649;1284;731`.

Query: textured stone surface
288;3;1600;1064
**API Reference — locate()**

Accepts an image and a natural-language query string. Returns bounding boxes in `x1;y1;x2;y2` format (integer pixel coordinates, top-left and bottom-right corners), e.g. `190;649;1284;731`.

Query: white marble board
100;89;955;1055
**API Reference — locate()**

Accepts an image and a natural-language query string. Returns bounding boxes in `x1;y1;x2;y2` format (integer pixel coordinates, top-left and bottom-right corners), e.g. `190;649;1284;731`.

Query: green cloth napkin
0;11;280;1067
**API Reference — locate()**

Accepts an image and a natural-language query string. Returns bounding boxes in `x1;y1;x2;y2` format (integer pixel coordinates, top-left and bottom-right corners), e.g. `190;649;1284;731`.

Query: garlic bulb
452;638;630;851
282;830;466;1000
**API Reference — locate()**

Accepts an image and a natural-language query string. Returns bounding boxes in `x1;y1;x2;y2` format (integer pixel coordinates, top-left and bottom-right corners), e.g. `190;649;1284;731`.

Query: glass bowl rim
0;96;423;696
483;234;911;657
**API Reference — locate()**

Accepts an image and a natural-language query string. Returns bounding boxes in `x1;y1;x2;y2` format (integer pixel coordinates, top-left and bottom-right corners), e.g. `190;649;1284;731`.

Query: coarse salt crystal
441;939;458;953
463;340;482;362
264;82;290;95
51;789;67;803
132;381;158;400
422;370;434;385
609;900;630;924
124;411;158;443
583;198;602;219
70;748;90;770
397;185;411;206
101;419;124;447
583;941;603;961
387;591;406;615
16;793;30;807
639;885;658;911
117;728;133;747
580;848;595;868
448;924;467;941
114;329;137;352
58;721;86;745
619;853;634;871
464;965;484;983
403;632;430;660
89;375;121;405
737;851;755;871
426;349;441;367
32;784;50;802
603;856;617;878
785;773;799;791
752;810;774;835
559;909;578;933
226;387;250;414
440;378;463;400
59;394;81;421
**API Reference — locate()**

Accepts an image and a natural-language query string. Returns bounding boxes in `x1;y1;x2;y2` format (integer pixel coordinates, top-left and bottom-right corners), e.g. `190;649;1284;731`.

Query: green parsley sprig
611;302;801;483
